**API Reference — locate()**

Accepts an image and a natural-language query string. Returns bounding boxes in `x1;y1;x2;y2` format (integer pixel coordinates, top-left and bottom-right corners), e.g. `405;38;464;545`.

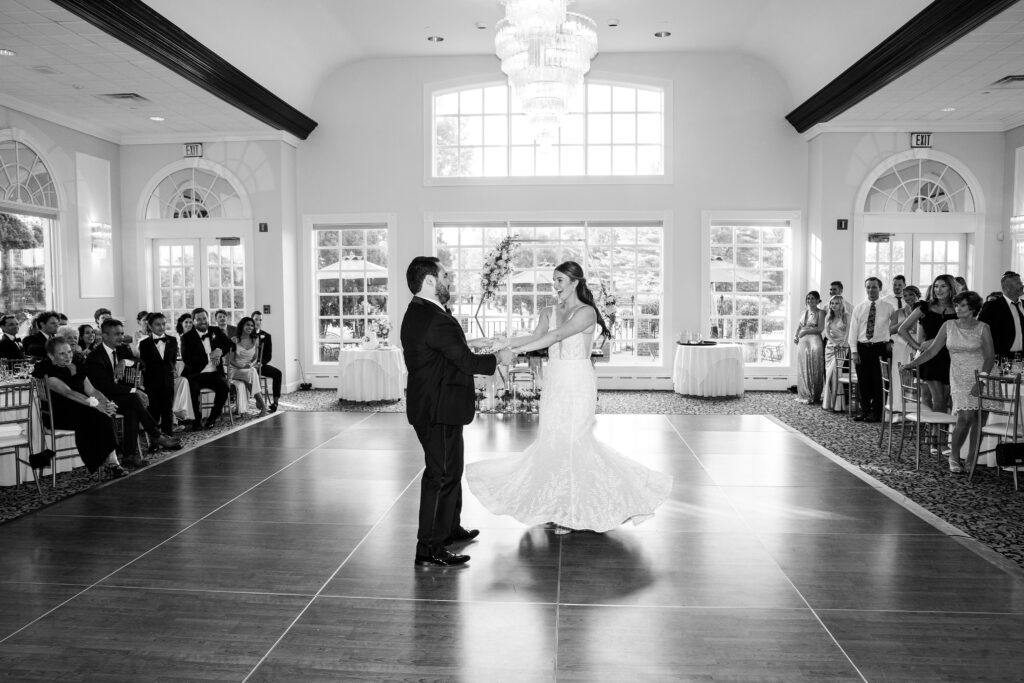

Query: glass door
863;233;966;293
155;238;246;326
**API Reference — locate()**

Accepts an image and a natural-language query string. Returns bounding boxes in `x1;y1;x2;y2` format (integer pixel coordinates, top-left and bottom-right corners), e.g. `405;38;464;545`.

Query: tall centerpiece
475;234;519;337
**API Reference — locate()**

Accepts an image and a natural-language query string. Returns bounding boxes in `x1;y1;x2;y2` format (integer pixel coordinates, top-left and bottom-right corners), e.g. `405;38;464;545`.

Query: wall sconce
89;221;112;255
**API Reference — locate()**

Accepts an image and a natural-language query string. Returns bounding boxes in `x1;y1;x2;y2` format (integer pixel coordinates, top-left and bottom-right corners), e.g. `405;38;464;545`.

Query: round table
672;342;744;397
337;346;406;401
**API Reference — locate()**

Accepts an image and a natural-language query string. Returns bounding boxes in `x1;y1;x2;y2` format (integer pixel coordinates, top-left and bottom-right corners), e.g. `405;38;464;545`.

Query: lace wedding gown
465;316;674;532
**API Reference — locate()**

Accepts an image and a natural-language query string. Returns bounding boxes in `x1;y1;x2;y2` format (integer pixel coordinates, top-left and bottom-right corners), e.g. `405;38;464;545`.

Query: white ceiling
1;0;1023;143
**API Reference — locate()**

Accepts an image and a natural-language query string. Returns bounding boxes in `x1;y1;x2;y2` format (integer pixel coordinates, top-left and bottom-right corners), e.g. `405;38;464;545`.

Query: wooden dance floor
2;411;1024;681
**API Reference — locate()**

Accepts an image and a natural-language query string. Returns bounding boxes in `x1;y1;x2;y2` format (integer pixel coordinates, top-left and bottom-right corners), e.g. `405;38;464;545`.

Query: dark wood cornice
49;0;318;140
786;0;1019;134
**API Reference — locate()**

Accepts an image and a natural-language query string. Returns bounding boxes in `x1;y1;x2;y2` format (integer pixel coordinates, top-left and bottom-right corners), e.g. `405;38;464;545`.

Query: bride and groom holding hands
401;256;673;568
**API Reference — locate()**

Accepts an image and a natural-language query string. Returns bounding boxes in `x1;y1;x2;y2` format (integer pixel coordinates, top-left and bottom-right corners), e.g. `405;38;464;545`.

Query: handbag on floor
995;442;1024;467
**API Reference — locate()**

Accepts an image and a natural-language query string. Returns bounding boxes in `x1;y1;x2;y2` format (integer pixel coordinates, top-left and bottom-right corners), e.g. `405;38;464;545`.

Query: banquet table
337;346;406;401
672;342;744;397
0;380;61;487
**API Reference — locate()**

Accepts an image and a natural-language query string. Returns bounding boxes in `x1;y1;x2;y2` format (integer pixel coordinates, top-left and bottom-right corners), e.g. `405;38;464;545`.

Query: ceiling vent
989;75;1024;89
31;65;59;75
96;92;150;105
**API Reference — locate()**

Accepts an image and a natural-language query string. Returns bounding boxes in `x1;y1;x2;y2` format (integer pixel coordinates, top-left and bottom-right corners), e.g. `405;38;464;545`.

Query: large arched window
0;137;57;324
145;167;243;219
431;80;666;179
863;158;975;213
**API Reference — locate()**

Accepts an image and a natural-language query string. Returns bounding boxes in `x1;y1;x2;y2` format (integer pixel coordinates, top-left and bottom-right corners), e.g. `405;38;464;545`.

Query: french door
154;238;247;326
863;233;966;292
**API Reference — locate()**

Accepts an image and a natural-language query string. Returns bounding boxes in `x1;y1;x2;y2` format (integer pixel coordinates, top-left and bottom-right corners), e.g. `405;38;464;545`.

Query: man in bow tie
180;307;232;430
138;312;178;437
0;314;24;360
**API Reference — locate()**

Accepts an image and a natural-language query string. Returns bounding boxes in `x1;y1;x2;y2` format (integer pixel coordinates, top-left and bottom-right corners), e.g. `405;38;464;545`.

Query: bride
465;261;673;533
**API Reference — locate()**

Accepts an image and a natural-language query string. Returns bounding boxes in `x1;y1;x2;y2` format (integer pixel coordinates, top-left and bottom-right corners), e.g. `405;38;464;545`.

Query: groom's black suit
402;296;497;557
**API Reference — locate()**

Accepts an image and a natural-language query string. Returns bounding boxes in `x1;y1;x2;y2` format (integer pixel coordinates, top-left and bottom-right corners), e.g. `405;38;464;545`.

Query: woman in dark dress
32;337;127;477
899;274;958;412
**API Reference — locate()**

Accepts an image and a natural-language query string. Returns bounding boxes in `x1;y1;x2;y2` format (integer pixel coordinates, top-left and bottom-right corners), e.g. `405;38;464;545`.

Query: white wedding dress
466;313;674;532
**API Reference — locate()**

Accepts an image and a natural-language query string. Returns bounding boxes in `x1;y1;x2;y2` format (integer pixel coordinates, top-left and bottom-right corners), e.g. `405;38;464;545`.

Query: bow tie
154;336;166;342
199;332;210;340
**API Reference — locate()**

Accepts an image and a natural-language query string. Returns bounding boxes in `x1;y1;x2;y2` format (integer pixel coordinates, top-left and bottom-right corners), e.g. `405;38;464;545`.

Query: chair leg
877;413;886;448
896;418;907;461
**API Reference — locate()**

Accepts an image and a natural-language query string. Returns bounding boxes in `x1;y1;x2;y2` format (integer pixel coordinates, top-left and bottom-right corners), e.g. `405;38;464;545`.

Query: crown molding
802;120;1007;140
119;131;302;148
0;94;121;144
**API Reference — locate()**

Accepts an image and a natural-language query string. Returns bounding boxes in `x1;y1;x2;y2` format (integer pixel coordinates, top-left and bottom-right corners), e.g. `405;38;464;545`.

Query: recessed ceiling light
654;31;671;38
0;49;16;57
427;35;444;42
941;107;956;112
607;19;620;27
475;21;487;30
149;116;165;122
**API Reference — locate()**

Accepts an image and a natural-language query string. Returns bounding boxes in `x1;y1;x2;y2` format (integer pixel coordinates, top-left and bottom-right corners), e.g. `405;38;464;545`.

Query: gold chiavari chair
835;346;858;417
896;363;957;470
973;370;1024;488
878;358;902;460
31;377;82;485
0;381;37;493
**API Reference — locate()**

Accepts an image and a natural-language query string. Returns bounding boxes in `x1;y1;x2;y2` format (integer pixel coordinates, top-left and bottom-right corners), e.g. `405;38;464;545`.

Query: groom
402;256;513;567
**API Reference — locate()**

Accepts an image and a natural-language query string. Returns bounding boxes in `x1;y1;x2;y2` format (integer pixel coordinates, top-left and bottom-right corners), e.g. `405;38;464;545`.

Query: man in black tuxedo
401;256;514;568
214;309;237;339
22;310;60;359
252;310;281;412
138;312;178;436
979;271;1024;359
180;307;233;430
0;314;24;360
86;318;180;467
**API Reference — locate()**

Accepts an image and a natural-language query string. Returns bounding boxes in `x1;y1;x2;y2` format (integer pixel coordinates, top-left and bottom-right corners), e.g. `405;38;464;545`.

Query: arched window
145;167;243;219
0;140;58;210
863;158;975;213
431;80;665;179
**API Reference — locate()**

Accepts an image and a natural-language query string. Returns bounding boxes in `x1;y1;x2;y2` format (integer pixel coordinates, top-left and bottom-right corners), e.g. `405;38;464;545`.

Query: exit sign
910;132;932;148
184;142;203;157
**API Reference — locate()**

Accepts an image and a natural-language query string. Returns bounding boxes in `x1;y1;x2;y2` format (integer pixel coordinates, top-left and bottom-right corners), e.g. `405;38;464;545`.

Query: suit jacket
256;330;273;365
21;331;48;359
138;335;178;390
401;296;497;427
180;327;233;377
0;335;24;360
979;297;1023;358
85;344;138;398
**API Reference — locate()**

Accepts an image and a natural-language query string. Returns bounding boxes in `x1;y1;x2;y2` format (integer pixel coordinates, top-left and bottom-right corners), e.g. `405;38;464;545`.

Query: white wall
297;52;809;385
0;105;121;321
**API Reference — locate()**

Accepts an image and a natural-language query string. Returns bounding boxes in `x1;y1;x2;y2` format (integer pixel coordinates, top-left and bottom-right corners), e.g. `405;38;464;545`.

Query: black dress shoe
448;527;480;543
864;415;881;423
269;402;278;413
414;549;470;567
192;420;205;432
853;413;868;422
105;464;128;478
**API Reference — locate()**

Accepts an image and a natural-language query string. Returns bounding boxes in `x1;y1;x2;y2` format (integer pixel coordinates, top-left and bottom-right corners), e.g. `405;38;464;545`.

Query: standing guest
227;316;267;415
888;285;921;411
0;314;24;360
821;295;850;412
93;307;112;329
138;312;178;437
252;310;281;412
22;310;60;359
978;271;1024;360
86;318;181;466
899;274;958;412
794;291;825;404
180;308;232;430
820;281;854;317
848;277;895;422
881;274;907;312
904;291;994;472
77;324;98;353
214;309;237;338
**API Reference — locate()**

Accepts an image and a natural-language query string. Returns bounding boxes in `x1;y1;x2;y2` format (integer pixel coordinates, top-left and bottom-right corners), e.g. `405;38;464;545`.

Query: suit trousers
111;393;160;456
856;341;890;418
259;363;282;399
414;422;465;556
146;381;175;434
186;372;228;423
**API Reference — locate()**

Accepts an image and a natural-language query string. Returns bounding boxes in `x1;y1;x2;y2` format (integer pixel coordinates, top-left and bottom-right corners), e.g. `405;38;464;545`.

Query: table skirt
672;344;745;397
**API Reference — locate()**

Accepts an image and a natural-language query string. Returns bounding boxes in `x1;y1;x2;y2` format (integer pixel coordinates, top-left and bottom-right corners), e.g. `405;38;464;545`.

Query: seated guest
175;313;194;336
0;314;24;360
252;310;281;412
56;325;86;366
954;276;968;294
227;316;267;415
987;291;1003;303
978;271;1024;359
93;307;112;329
180;308;232;430
33;337;128;478
78;324;98;353
130;310;149;357
139;312;178;437
22;310;60;359
58;313;69;325
214;309;237;338
86;318;180;467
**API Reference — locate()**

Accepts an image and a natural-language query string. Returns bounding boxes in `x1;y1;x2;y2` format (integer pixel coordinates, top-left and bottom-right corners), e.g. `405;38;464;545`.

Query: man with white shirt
881;274;907;312
86;318;181;467
848;277;896;423
0;314;24;360
180;307;232;430
820;281;854;317
979;271;1024;359
138;312;178;437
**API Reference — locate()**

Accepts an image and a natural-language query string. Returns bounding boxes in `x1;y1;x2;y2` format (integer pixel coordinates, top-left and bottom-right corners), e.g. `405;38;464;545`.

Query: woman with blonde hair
821;294;850;411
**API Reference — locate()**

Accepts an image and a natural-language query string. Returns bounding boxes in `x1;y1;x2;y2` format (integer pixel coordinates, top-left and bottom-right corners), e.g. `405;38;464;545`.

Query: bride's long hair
555;261;612;339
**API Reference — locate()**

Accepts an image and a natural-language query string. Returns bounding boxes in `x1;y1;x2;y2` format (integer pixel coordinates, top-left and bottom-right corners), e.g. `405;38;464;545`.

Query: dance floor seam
3;410;1024;681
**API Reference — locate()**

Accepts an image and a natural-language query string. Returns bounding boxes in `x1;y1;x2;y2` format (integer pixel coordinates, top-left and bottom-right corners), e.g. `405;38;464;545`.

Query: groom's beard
436;283;451;305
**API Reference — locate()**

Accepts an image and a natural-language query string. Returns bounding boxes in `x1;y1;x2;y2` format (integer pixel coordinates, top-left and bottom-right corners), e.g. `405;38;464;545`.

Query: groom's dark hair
407;256;440;294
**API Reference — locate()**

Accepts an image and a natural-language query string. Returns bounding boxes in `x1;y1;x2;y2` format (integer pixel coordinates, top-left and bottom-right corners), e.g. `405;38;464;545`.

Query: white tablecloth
0;382;73;487
338;347;406;401
672;343;744;397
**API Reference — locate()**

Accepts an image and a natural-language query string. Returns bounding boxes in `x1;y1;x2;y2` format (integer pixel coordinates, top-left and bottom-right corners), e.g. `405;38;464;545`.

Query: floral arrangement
369;318;391;339
596;280;617;333
480;235;519;303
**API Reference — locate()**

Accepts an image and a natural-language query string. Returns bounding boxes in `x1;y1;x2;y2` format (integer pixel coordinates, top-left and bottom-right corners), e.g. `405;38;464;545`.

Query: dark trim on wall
786;0;1019;134
50;0;318;140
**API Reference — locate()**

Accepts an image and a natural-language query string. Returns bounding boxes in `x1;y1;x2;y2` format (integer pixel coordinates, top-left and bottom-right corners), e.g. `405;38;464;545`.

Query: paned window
146;167;243;219
314;223;390;363
708;222;791;366
433;220;663;364
864;159;975;213
432;82;664;178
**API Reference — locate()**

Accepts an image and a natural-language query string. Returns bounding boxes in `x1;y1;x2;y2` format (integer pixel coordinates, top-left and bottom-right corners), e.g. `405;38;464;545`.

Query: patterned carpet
5;389;1024;573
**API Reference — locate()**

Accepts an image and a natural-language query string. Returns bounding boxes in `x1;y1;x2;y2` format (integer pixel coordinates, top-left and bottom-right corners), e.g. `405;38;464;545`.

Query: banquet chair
0;382;38;494
31;377;85;485
835;346;858;417
973;371;1024;488
878;359;902;460
896;363;957;470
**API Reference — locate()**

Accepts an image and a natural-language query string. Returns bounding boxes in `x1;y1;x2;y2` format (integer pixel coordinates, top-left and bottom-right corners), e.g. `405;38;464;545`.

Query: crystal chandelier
495;0;598;144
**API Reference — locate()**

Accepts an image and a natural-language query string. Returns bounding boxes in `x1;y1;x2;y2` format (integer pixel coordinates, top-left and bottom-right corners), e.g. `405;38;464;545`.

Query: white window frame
424;72;673;187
